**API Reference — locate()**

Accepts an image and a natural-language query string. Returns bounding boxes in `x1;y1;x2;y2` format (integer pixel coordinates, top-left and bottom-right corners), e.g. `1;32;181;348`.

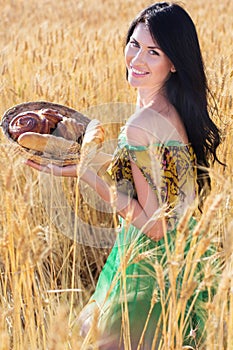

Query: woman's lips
130;66;149;77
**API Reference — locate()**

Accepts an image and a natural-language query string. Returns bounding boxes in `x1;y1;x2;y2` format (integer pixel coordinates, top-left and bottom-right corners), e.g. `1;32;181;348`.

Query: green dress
81;127;212;349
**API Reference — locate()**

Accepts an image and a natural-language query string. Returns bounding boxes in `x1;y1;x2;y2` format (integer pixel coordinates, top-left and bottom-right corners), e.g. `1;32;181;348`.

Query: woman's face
125;23;174;92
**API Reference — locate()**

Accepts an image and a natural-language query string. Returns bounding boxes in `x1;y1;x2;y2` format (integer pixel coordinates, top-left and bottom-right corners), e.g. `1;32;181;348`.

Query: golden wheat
0;0;232;349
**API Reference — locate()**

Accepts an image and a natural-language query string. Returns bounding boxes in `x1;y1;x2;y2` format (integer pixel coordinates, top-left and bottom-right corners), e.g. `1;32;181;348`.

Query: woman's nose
131;49;146;65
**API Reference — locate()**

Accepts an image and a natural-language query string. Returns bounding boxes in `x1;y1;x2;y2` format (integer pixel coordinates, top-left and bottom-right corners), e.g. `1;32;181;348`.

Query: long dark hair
125;2;223;204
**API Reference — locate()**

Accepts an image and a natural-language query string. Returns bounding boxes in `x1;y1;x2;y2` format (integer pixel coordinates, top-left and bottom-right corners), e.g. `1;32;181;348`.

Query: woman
27;2;222;349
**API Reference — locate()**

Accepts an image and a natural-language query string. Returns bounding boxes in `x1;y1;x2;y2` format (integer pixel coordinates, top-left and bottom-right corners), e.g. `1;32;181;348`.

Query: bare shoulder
125;107;184;146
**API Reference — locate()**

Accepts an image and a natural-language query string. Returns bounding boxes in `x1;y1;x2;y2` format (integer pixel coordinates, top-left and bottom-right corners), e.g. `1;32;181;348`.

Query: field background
0;0;232;349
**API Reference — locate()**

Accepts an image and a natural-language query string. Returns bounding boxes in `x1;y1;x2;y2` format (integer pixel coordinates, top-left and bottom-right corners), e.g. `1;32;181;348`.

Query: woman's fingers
25;159;78;177
25;159;51;172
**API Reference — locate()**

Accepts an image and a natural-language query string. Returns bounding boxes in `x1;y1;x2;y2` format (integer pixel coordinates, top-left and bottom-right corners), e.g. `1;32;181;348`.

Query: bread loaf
18;132;80;156
81;119;105;151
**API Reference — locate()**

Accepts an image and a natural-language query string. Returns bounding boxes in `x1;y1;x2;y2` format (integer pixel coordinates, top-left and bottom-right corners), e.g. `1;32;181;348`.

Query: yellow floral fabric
106;126;198;228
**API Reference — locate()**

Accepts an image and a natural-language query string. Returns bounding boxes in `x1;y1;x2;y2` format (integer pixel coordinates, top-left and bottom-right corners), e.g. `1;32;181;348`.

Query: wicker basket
0;101;90;165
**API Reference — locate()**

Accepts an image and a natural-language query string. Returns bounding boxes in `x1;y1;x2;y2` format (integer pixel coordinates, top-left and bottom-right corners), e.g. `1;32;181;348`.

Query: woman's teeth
131;67;148;75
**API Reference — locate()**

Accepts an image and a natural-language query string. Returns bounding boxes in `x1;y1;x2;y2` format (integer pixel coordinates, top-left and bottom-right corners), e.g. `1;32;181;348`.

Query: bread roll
8;111;50;140
55;117;85;141
40;108;63;129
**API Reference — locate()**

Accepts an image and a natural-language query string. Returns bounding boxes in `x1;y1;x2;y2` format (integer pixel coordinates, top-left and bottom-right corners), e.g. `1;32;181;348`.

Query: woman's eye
129;40;139;48
149;49;159;56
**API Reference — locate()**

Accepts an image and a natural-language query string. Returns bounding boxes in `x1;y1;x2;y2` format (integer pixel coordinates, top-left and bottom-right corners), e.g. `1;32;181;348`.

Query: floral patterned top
105;126;198;230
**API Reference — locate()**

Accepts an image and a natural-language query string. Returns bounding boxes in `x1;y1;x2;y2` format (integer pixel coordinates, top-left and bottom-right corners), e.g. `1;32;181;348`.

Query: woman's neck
136;90;170;115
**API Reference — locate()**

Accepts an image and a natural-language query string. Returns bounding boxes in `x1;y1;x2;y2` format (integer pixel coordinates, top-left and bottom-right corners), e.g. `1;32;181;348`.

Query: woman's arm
80;164;166;241
26;151;112;177
26;157;165;241
129;161;166;240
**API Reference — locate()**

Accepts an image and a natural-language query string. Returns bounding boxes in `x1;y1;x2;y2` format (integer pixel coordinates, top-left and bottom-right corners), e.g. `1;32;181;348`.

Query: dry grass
0;0;232;349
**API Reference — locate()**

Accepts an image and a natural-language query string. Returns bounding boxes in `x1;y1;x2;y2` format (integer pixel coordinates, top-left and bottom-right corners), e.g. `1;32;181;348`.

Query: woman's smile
125;23;174;91
130;65;150;77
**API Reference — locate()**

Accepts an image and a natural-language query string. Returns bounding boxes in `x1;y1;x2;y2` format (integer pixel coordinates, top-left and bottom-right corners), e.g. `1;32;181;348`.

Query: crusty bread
18;132;80;156
81;119;105;151
55;117;85;141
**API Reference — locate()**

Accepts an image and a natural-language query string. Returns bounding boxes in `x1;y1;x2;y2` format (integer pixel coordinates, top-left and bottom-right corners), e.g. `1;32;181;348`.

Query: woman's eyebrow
130;36;161;50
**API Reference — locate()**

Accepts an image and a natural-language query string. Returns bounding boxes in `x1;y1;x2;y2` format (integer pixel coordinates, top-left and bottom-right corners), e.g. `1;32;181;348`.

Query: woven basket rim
0;101;90;165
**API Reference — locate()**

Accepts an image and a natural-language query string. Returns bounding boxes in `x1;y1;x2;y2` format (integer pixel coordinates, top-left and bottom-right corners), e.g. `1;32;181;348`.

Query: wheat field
0;0;232;349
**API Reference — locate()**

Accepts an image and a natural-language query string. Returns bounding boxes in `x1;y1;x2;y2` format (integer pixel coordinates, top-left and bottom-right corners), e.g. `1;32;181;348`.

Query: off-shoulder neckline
124;141;192;151
118;129;191;151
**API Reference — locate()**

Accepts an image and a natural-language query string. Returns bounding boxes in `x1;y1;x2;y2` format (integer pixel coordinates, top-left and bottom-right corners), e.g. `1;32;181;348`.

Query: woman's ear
171;66;176;73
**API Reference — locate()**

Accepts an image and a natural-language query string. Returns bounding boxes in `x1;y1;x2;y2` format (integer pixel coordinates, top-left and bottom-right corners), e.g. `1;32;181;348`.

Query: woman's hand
25;119;106;178
25;159;79;177
25;149;112;177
